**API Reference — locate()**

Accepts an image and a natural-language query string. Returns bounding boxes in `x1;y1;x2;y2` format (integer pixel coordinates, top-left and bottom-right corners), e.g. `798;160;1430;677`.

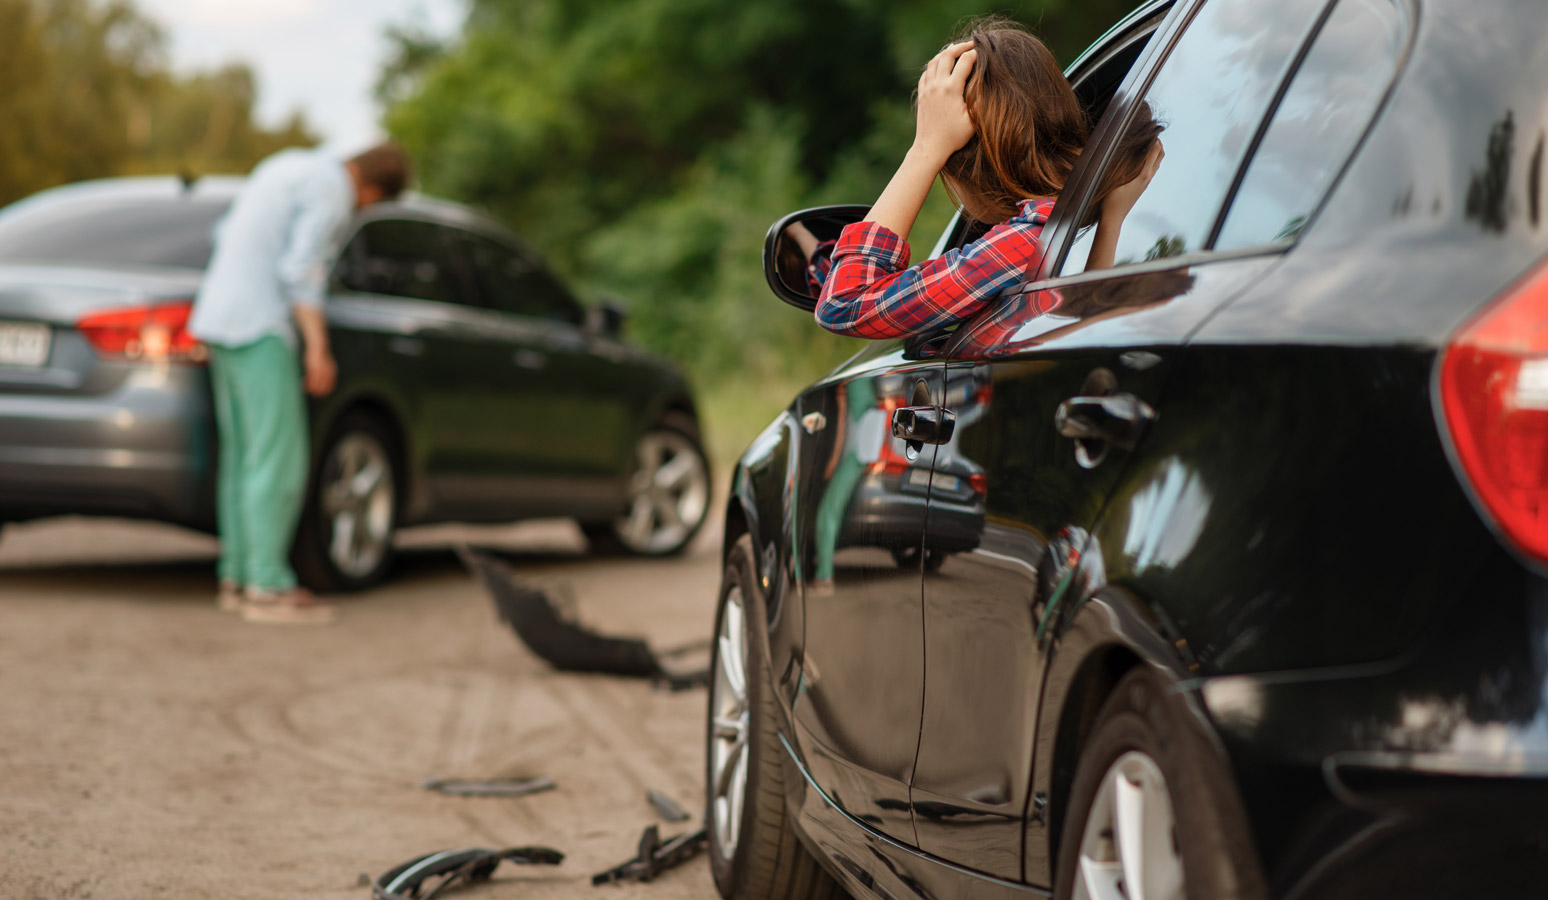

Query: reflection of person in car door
188;143;409;624
811;378;882;595
814;18;1163;339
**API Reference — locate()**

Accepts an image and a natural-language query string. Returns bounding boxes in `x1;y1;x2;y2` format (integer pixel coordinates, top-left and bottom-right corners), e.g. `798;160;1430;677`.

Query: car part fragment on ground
421;775;556;797
591;824;708;886
457;546;709;688
646;789;690;822
372;845;563;900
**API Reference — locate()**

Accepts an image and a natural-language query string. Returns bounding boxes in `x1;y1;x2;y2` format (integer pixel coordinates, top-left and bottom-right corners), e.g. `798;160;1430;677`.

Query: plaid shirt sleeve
814;197;1056;339
950;285;1065;358
804;240;837;294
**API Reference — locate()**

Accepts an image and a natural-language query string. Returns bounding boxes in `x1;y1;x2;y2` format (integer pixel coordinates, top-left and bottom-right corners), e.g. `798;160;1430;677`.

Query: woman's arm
864;41;979;243
1085;139;1165;271
815;198;1053;338
784;221;821;259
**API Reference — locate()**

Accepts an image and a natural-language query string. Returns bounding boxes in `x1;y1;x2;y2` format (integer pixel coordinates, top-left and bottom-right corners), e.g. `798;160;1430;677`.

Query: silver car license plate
0;322;50;367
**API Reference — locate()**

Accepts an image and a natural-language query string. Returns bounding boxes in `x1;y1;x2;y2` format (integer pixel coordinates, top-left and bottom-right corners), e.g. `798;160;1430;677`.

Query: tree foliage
385;0;1139;383
0;0;315;208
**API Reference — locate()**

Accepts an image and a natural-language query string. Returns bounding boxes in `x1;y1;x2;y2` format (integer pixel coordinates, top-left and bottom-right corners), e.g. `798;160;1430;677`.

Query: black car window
1059;0;1328;275
520;268;585;326
462;232;584;325
348;219;473;306
1213;0;1404;250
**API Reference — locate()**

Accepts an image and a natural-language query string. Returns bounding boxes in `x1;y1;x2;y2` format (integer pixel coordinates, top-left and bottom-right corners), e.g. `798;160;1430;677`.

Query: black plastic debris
372;845;563;900
646;789;690;823
422;775;557;798
457;546;709;689
592;825;708;886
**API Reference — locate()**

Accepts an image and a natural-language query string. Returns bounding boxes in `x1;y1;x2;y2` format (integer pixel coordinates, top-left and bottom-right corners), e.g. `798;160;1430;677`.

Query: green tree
0;0;316;208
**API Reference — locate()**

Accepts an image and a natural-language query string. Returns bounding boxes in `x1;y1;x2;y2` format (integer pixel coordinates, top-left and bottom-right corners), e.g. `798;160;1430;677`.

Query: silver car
0;176;711;589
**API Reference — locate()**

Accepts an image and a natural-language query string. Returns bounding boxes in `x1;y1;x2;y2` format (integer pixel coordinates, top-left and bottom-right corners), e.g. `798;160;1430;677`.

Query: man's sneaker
240;587;338;625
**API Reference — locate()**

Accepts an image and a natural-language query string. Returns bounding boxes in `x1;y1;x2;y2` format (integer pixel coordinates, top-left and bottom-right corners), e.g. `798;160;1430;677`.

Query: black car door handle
892;406;956;445
1054;393;1156;451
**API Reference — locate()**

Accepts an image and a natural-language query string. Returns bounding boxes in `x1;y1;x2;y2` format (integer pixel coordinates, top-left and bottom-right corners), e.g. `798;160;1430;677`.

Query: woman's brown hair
938;18;1087;224
938;18;1162;226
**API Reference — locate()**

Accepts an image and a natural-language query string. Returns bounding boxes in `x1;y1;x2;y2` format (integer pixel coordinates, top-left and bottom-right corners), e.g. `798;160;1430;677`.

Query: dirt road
0;516;726;899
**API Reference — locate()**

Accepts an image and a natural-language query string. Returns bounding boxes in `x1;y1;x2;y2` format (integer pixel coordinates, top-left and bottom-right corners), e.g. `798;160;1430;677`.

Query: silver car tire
707;535;840;900
584;411;709;557
1053;668;1268;900
293;412;399;592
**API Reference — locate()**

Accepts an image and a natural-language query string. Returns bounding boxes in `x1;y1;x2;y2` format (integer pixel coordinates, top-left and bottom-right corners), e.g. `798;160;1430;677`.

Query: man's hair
349;142;412;200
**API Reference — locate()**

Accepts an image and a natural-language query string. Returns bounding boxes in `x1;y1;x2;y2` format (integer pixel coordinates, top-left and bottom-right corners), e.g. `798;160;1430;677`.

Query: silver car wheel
709;584;750;860
1073;750;1185;900
615;429;708;554
321;431;396;579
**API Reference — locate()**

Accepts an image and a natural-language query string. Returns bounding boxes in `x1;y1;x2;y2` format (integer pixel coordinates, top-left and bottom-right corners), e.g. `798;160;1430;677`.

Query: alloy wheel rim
615;430;708;554
321;432;395;578
1073;750;1185;900
709;585;750;859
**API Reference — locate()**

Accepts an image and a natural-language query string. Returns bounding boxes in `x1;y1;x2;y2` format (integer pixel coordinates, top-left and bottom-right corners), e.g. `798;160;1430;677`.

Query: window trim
1035;0;1207;279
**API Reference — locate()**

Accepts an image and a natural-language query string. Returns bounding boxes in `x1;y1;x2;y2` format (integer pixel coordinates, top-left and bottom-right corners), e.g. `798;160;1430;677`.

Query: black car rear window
0;194;230;270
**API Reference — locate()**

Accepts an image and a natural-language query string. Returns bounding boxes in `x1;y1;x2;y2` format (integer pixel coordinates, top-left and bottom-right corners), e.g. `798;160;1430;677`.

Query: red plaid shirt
814;197;1056;338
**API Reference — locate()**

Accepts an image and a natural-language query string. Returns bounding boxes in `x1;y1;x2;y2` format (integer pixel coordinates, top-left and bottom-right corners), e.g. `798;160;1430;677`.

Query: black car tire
1053;667;1267;900
292;411;400;593
583;411;710;557
891;544;947;572
707;535;841;900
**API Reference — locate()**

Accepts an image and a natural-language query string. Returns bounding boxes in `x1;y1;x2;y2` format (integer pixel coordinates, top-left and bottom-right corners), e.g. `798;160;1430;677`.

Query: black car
0;177;710;590
706;0;1548;898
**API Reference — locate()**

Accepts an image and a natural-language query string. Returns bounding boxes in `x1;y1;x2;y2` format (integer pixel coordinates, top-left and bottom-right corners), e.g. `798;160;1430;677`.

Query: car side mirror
762;205;870;312
587;297;627;336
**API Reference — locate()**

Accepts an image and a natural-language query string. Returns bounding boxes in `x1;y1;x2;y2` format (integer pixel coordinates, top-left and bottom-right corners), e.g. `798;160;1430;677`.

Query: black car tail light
1439;260;1548;562
77;300;207;363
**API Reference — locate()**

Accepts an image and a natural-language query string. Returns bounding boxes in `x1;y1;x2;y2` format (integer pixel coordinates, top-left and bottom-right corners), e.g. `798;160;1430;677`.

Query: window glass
0;196;229;269
1214;0;1403;250
351;220;470;306
1061;0;1327;275
520;268;584;326
462;232;583;324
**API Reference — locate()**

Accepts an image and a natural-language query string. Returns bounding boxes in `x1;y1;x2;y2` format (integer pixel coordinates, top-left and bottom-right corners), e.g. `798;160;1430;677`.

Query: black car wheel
293;411;399;592
584;411;709;557
1053;668;1266;900
891;544;947;572
707;535;840;900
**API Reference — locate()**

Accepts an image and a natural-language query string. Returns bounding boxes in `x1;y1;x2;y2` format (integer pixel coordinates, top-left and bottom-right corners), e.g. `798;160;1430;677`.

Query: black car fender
726;410;809;718
1030;580;1224;882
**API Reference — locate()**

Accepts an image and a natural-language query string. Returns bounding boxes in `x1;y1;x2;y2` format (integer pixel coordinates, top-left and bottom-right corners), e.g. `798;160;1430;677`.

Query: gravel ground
0;515;725;900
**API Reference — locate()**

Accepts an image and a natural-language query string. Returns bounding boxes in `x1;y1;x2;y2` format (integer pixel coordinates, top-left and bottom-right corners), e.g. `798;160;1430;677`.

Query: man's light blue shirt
189;148;356;348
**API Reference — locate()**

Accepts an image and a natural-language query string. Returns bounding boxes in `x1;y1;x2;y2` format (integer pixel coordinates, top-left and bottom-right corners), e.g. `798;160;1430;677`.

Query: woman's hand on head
1103;138;1165;220
912;41;979;167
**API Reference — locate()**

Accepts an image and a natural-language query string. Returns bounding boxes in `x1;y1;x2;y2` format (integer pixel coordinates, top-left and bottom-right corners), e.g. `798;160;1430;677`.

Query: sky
133;0;468;154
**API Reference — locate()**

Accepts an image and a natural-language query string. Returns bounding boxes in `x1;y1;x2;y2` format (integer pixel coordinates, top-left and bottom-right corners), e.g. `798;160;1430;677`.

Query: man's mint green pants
208;335;308;592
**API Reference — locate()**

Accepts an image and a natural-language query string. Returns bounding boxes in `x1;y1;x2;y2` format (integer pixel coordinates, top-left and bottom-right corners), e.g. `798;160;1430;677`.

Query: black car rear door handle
891;406;956;445
1054;393;1155;451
